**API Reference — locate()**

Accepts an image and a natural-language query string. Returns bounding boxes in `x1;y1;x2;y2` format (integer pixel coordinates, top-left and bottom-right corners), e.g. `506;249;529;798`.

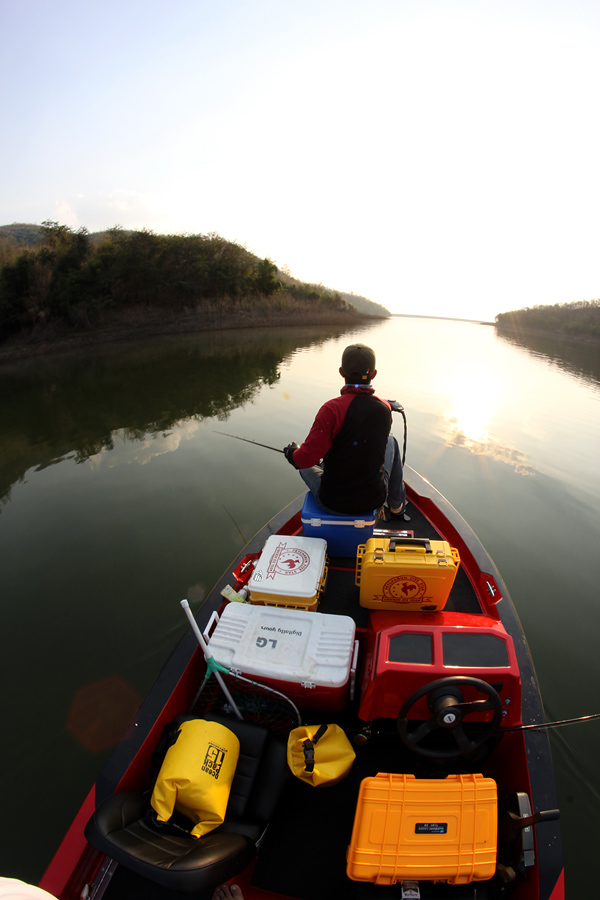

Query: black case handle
389;537;432;553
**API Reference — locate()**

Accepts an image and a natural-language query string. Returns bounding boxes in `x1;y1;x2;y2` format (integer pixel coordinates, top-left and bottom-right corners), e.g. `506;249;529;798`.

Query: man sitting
284;343;406;518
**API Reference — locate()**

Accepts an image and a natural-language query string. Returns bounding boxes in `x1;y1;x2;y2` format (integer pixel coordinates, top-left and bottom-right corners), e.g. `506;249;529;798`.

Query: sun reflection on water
441;368;536;475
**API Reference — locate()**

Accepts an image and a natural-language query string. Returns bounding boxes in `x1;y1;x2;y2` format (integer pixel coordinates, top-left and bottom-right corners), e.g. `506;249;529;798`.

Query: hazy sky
2;0;599;320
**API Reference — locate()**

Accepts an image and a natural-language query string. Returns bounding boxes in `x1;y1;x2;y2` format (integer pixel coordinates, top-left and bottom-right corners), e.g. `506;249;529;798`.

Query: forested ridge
495;300;600;340
0;222;389;346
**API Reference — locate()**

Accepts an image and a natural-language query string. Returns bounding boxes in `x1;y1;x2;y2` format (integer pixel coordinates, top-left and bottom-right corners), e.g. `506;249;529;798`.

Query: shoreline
0;306;384;364
495;323;600;345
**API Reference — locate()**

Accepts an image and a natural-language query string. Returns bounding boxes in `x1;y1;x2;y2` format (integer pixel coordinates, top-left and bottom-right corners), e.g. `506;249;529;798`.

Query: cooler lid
248;534;327;598
208;603;356;686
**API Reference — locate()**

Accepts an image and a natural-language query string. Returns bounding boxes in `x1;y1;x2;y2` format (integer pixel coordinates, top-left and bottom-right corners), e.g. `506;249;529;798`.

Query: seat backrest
207;714;272;820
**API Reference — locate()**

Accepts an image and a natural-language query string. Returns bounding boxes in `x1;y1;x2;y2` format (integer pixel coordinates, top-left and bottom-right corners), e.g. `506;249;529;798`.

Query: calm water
1;317;599;893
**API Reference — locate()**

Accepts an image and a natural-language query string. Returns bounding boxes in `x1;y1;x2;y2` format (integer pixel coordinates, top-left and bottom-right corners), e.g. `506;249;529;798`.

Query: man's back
319;390;391;513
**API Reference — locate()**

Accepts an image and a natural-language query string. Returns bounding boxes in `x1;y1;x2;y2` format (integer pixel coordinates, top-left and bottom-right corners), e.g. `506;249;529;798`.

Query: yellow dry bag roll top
150;719;240;838
287;724;355;787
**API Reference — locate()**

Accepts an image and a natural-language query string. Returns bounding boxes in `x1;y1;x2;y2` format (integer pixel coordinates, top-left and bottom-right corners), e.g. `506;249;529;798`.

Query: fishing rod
215;400;408;465
214;431;284;454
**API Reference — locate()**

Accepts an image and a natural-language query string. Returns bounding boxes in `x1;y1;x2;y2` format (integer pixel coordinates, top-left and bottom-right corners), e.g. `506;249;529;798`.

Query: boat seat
84;714;289;893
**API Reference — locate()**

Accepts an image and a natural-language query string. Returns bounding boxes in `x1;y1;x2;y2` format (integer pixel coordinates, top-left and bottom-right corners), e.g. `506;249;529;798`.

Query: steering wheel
397;676;503;759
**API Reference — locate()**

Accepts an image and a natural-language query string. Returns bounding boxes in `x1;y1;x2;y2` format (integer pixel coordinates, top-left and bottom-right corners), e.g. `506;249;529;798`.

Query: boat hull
40;467;564;900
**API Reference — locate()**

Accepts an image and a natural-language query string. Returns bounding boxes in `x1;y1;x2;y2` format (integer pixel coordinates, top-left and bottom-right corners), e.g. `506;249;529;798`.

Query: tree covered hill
0;222;391;344
337;290;389;317
0;222;44;247
495;300;600;340
0;222;389;328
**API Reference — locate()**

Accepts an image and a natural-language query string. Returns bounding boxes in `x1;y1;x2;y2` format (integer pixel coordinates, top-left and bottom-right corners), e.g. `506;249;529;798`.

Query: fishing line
222;504;248;543
505;712;600;732
212;670;302;727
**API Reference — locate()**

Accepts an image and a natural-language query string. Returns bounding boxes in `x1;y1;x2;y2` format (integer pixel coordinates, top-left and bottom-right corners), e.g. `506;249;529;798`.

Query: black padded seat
84;715;289;893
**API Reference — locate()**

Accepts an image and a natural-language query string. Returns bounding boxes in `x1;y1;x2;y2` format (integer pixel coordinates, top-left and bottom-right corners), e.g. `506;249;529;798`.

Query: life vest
150;719;239;838
287;723;355;787
320;392;391;513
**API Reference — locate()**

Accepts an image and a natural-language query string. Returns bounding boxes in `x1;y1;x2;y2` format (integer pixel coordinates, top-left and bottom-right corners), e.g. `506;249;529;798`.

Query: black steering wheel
397;676;503;759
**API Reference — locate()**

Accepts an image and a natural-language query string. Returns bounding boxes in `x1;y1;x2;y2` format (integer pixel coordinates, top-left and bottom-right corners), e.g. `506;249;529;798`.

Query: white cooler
207;602;357;710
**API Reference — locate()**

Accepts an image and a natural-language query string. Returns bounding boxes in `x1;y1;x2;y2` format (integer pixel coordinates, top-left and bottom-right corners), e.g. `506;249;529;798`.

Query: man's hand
284;442;299;468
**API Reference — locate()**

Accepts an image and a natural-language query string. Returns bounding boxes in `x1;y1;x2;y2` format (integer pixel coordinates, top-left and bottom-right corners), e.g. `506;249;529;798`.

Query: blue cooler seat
301;491;377;558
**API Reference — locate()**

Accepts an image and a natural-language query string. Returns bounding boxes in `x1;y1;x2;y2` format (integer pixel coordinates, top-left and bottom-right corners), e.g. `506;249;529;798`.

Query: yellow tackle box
355;536;460;611
346;772;497;886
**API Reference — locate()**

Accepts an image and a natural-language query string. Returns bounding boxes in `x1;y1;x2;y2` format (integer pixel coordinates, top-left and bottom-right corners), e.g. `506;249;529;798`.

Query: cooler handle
203;610;220;643
389;537;432;553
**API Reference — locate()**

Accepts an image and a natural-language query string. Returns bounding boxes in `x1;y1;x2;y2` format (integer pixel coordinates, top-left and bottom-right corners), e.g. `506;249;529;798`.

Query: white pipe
181;599;243;719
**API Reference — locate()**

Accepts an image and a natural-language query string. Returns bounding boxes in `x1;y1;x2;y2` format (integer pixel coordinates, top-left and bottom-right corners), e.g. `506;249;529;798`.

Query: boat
40;465;564;900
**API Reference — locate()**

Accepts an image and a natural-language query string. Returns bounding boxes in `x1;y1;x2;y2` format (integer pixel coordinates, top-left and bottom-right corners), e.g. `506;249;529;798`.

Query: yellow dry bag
151;719;240;838
287;723;355;787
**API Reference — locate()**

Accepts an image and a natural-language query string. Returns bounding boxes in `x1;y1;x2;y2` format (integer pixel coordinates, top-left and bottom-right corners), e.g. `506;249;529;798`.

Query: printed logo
201;742;227;779
415;822;448;834
375;574;428;603
266;542;310;579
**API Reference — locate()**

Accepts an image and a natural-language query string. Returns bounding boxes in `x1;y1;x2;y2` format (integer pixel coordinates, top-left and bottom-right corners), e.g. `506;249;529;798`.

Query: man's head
340;343;377;384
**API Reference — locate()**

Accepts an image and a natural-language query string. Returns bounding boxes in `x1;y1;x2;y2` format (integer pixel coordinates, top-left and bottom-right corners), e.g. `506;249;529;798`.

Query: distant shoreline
4;310;598;365
0;305;383;364
391;313;600;343
391;313;495;325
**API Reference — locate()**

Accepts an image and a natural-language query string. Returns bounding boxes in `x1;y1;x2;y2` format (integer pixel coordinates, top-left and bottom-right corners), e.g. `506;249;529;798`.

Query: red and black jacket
292;385;392;514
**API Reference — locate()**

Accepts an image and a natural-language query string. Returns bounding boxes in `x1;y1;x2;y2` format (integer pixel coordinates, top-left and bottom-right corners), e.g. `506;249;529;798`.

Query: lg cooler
356;536;460;612
247;534;327;611
206;602;357;710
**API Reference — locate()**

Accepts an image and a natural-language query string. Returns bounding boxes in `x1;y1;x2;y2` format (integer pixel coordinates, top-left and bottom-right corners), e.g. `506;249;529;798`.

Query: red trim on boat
39;786;99;897
548;868;565;900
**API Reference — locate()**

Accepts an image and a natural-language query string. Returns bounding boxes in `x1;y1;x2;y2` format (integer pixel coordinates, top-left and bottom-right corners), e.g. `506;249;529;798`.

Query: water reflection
442;415;537;475
496;325;600;389
435;350;538;475
88;421;201;469
0;324;367;505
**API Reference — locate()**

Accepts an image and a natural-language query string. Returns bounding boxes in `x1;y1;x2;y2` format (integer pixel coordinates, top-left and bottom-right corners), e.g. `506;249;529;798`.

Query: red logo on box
266;542;310;579
376;574;427;603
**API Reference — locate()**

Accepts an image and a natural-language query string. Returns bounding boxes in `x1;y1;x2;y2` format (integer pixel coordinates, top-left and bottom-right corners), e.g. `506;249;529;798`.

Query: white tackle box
247;534;328;611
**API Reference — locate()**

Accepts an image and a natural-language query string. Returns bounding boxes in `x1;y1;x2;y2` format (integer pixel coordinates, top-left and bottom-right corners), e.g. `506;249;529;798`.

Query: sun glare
443;367;497;445
440;365;536;475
